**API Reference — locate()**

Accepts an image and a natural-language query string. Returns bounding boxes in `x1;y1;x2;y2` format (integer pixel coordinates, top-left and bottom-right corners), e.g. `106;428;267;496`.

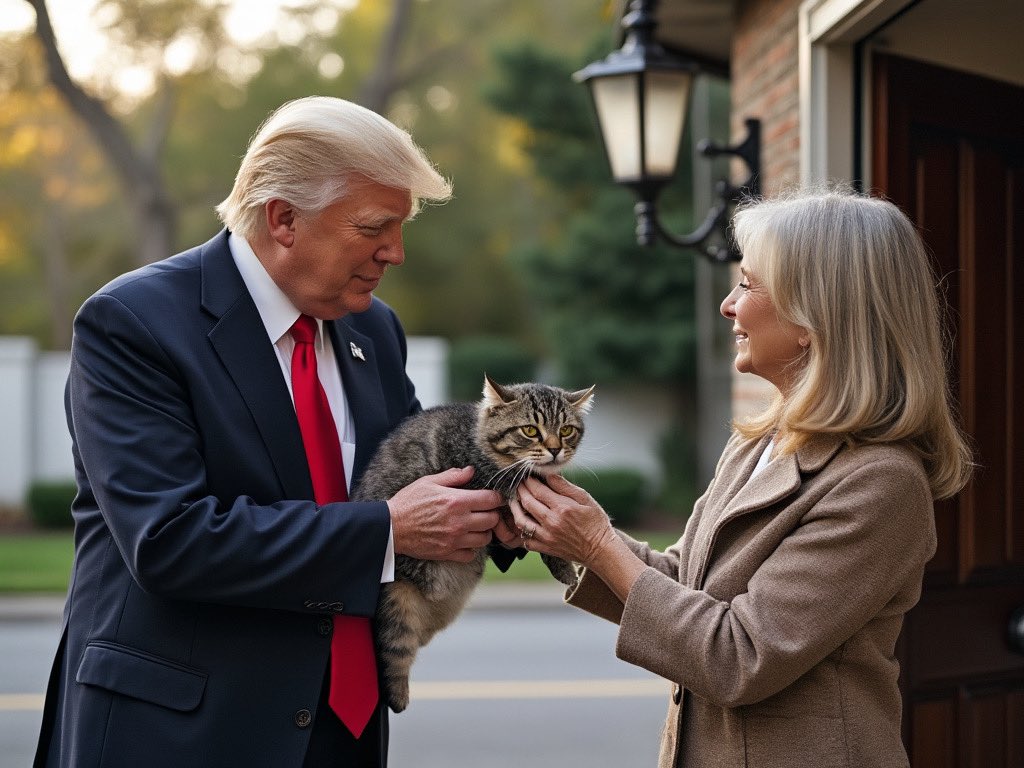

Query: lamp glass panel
643;70;692;178
590;74;641;182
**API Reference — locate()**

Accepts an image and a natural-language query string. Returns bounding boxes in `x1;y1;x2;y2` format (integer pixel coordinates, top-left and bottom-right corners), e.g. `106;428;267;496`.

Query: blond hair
216;96;452;239
731;189;972;499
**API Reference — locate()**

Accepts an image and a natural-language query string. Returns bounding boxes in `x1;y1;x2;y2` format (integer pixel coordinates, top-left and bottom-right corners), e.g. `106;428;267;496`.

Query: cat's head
476;374;595;479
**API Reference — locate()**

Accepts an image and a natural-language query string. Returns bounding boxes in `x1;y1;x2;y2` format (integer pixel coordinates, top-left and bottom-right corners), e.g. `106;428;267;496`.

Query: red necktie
289;314;378;739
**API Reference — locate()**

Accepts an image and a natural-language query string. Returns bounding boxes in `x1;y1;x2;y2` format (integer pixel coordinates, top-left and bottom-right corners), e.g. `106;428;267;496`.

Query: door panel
873;53;1024;767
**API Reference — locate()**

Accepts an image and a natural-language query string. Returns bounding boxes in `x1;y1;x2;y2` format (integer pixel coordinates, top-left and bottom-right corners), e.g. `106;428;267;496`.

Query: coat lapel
690;432;846;587
717;433;846;525
199;231;313;500
327;318;387;482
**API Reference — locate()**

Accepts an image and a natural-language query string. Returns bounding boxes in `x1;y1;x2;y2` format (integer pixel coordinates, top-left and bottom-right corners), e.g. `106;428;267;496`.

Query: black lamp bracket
635;118;761;262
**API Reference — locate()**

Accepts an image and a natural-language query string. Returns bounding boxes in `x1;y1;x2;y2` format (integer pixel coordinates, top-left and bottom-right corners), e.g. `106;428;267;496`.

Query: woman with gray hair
498;189;972;767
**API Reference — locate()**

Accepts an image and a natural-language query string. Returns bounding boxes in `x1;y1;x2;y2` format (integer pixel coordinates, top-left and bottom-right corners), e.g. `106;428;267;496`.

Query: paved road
1;585;668;766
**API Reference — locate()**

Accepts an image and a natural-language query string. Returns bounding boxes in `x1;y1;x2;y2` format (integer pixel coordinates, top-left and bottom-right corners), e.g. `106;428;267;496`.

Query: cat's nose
547;447;561;459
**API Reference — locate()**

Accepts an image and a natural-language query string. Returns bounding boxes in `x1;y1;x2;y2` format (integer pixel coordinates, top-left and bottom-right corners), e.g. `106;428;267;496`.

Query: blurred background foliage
1;0;709;517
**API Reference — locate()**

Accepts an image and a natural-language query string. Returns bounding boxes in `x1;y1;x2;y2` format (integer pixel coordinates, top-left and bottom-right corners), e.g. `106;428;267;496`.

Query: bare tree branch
356;0;413;113
26;0;144;189
24;0;176;265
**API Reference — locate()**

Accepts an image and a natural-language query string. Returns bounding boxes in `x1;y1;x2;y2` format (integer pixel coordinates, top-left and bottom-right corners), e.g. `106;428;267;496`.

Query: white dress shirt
229;232;394;582
751;438;775;479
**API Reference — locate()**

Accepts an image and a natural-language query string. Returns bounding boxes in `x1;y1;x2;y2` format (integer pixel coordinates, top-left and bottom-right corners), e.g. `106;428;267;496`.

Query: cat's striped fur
352;375;594;712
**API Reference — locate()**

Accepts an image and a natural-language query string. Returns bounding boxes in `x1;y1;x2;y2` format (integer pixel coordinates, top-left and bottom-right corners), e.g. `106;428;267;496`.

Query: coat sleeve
565;530;684;623
68;292;390;616
610;456;936;707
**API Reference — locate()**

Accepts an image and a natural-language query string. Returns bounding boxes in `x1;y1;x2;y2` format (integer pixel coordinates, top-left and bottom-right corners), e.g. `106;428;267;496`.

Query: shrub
656;422;699;519
26;480;77;529
447;336;537;402
564;467;650;528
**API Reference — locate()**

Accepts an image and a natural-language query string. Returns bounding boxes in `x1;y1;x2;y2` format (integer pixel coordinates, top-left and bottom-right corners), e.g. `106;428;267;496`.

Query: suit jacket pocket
76;640;207;712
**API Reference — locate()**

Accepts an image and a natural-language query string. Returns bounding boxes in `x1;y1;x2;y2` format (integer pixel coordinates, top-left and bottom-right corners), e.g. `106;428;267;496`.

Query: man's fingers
463;509;500;531
447;548;478;564
430;466;476;487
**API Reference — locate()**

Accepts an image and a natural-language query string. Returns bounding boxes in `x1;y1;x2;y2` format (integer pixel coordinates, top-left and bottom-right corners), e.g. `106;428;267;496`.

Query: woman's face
720;262;808;394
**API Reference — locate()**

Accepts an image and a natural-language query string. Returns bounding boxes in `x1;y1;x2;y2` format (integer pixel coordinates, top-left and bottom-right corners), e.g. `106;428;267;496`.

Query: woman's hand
508;475;618;570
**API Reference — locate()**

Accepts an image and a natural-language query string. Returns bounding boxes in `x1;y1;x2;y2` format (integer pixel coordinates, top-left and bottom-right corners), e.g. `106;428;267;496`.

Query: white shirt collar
228;231;324;349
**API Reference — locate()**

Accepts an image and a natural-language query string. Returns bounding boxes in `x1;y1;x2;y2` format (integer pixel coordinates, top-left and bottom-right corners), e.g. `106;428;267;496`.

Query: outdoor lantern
573;0;696;192
574;0;761;262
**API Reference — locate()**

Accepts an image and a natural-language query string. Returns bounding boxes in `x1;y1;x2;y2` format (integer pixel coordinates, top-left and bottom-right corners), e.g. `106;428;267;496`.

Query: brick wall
732;0;802;194
729;0;804;418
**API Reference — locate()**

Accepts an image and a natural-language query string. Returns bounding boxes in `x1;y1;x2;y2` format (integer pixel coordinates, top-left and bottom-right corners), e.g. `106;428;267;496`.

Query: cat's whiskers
569;463;601;481
487;458;533;490
511;459;535;488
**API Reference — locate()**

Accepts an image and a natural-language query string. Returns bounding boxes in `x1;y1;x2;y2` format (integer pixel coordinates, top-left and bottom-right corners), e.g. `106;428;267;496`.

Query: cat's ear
482;374;517;407
567;385;596;413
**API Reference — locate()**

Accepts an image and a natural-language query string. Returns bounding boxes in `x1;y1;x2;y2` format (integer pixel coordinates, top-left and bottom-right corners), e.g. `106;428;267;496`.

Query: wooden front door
873;53;1024;767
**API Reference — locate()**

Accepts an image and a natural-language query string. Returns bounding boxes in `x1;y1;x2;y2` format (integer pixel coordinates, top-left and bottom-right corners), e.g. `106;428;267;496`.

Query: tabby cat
351;375;595;712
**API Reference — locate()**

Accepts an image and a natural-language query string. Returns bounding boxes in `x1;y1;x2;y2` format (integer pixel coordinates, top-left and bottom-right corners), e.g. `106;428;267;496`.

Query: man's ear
265;199;297;247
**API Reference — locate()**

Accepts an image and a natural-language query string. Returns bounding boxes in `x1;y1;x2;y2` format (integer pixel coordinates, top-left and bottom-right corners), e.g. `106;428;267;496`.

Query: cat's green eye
559;426;576;437
521;425;540;438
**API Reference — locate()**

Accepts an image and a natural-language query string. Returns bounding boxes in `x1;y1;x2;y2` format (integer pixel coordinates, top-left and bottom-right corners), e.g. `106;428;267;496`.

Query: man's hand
388;467;502;563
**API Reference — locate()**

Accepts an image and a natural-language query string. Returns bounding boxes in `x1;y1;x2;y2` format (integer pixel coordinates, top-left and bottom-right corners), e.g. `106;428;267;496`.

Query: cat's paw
540;553;579;586
387;679;410;713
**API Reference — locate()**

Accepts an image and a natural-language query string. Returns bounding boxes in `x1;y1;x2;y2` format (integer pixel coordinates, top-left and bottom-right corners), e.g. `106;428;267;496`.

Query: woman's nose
720;287;737;319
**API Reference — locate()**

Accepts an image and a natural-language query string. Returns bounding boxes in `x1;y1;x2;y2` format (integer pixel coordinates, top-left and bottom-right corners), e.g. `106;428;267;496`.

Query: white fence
0;336;667;510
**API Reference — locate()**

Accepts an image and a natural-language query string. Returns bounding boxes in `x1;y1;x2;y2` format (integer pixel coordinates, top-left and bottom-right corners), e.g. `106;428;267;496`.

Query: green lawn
0;531;75;593
0;529;682;593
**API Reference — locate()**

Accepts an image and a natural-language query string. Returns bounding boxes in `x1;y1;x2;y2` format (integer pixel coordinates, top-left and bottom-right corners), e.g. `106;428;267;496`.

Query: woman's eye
521;426;539;438
738;281;750;290
559;426;576;437
359;225;384;236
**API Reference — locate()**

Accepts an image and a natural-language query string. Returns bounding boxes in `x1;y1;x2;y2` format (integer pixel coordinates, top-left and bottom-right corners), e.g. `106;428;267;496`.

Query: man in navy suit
35;96;510;767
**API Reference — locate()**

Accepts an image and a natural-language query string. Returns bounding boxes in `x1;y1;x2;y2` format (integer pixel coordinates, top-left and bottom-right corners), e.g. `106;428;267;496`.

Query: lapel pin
349;342;366;361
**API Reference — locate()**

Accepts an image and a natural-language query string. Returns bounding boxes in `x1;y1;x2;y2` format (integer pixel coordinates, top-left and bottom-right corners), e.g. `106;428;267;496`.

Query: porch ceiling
617;0;735;75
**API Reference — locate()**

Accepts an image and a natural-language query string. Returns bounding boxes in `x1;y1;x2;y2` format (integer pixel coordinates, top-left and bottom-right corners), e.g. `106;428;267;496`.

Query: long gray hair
731;188;971;499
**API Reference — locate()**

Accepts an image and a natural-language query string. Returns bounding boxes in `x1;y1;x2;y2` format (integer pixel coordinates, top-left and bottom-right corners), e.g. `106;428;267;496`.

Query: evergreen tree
486;41;703;513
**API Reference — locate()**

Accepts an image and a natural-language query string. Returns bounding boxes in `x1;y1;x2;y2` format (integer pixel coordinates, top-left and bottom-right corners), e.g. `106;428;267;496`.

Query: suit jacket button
317;618;333;636
672;684;682;705
295;709;312;728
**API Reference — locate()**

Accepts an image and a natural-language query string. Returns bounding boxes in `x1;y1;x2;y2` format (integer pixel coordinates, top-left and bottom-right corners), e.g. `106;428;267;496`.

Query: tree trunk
357;0;414;114
25;0;177;265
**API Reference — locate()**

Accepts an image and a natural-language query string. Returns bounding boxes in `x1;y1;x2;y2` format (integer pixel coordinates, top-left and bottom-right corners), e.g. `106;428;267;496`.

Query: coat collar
720;432;846;522
688;432;847;589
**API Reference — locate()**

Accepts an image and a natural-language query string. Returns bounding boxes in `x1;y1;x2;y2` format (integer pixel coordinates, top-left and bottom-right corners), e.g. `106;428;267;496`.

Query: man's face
267;177;413;319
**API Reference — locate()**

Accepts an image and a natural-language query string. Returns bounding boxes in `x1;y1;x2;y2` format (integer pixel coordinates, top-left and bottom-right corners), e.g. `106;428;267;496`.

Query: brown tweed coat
566;431;936;768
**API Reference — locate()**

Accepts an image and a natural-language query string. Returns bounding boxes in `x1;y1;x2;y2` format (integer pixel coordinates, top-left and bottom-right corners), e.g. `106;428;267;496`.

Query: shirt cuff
381;523;395;583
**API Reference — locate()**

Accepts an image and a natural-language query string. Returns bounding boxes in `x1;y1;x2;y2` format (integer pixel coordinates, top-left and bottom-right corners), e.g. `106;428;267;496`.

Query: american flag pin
350;342;366;361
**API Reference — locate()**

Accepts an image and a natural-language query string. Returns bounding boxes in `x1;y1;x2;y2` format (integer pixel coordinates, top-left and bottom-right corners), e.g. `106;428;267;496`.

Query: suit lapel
327;318;387;481
200;231;313;500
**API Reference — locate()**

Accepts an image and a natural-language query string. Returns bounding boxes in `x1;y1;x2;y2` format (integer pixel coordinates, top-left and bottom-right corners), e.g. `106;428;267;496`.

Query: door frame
797;0;915;187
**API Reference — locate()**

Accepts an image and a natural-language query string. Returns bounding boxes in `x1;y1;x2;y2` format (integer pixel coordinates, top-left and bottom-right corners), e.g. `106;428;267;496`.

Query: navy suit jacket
36;230;421;766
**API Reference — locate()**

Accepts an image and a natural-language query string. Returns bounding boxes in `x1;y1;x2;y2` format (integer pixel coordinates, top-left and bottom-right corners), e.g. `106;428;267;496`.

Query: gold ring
523;525;536;540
